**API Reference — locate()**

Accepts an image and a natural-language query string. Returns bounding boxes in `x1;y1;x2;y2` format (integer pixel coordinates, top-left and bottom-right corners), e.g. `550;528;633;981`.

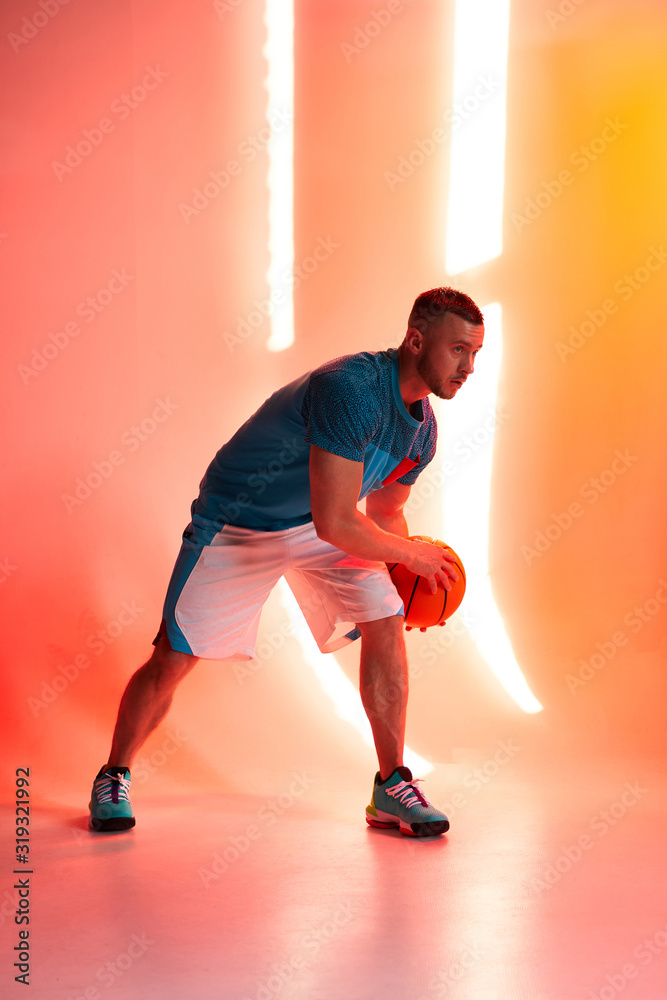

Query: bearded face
415;331;476;400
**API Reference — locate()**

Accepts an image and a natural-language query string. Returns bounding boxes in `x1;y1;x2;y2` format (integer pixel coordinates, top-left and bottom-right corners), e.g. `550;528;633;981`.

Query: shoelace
385;778;431;810
95;773;131;805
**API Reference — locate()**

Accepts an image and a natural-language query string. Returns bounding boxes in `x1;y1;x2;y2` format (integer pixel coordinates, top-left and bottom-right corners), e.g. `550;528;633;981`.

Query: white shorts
156;516;403;660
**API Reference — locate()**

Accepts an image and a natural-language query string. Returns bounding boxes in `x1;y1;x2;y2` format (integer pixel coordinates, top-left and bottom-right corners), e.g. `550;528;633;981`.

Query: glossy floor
6;752;667;1000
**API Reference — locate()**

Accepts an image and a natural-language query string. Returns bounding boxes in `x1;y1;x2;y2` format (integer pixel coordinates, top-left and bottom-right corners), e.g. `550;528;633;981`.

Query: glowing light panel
438;303;542;713
264;0;294;351
445;0;510;274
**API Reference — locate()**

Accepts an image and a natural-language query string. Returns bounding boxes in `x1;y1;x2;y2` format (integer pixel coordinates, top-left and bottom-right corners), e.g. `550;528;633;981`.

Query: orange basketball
388;535;466;629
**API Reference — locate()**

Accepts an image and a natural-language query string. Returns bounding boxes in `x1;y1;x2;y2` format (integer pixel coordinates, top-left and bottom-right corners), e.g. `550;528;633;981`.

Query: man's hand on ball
405;621;447;633
403;539;459;594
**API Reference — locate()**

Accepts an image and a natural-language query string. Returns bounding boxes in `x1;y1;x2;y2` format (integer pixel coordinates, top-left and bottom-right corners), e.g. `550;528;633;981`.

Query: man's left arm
365;481;412;540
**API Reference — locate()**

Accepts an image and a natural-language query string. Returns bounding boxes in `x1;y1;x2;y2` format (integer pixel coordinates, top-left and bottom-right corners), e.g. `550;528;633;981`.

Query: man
89;286;484;837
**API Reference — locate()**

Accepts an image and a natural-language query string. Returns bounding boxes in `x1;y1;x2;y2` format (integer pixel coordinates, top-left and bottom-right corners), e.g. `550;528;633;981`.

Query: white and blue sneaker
89;766;136;832
366;766;449;836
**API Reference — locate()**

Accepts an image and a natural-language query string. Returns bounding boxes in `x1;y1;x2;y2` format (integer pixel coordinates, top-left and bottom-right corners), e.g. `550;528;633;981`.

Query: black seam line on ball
405;576;421;619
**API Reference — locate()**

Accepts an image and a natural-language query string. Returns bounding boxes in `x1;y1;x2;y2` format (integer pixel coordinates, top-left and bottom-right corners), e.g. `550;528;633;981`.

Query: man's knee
149;636;198;684
358;614;405;641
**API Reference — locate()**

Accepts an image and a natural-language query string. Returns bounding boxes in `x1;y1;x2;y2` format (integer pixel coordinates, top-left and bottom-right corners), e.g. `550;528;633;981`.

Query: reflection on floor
5;752;667;1000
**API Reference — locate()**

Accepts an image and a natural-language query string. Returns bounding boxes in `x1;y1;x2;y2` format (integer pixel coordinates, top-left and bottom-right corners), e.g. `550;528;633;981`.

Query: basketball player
89;287;485;836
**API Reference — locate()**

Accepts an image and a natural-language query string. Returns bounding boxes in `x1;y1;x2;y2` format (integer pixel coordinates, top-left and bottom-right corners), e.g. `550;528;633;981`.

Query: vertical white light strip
277;580;434;776
443;0;540;712
438;305;542;713
445;0;510;274
264;0;294;351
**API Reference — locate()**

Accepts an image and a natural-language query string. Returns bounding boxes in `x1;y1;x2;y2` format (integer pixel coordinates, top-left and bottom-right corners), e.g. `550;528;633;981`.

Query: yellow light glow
438;303;542;713
264;0;294;351
445;0;510;274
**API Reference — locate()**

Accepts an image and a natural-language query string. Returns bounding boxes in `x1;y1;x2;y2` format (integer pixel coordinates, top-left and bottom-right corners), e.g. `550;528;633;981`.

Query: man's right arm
309;445;457;593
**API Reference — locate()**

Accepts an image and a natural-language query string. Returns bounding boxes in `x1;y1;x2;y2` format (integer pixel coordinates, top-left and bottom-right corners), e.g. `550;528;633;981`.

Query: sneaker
366;765;449;836
89;766;136;832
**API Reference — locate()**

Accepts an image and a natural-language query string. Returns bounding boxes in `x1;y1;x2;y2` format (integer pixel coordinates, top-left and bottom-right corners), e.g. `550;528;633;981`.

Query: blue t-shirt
193;348;437;530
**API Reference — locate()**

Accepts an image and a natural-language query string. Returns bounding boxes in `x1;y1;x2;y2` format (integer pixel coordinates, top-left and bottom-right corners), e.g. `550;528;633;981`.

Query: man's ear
403;326;424;356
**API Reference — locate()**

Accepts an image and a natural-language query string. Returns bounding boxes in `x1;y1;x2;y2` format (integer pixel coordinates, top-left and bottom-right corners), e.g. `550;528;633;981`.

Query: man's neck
397;342;429;407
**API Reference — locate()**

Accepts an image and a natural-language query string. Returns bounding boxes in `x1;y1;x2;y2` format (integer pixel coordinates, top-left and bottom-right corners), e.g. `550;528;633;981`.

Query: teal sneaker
366;766;449;836
89;766;136;832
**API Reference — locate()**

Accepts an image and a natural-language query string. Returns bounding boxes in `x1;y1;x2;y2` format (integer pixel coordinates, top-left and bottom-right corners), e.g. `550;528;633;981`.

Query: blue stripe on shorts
161;515;222;655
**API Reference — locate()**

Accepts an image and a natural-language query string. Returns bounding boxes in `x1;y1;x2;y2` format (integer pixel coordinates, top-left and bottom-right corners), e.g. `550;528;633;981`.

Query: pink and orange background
2;0;667;811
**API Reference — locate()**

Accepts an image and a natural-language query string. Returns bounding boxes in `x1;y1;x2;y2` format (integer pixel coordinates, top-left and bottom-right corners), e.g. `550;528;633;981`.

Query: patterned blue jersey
193;348;437;530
